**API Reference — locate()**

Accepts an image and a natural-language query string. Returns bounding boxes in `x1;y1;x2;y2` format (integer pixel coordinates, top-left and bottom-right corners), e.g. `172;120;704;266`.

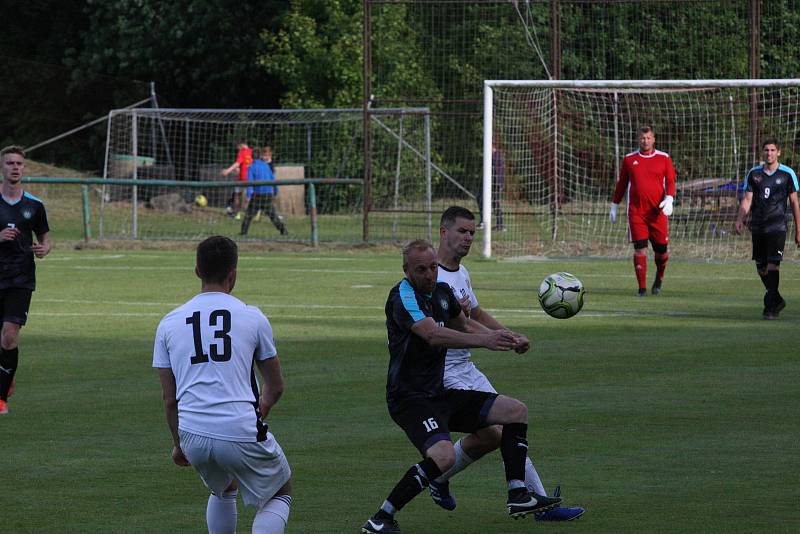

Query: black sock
384;457;442;514
0;347;19;401
767;270;780;294
501;423;528;483
763;271;781;308
759;273;769;289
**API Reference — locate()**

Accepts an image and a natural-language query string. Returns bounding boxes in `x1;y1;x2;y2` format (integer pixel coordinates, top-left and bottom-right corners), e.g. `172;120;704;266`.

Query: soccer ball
194;194;208;207
537;272;585;319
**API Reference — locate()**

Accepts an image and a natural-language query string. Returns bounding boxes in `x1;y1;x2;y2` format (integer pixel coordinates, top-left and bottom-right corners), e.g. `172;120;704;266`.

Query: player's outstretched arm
789;192;800;246
256;356;285;420
734;192;753;234
470;306;503;330
412;316;516;351
221;162;239;176
157;368;190;467
471;306;529;353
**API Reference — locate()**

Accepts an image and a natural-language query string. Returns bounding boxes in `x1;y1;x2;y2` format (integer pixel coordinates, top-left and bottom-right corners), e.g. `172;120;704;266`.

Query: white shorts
179;430;291;508
443;361;497;394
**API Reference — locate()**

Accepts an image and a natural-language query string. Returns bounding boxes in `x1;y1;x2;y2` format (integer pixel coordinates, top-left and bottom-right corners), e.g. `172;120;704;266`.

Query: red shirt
235;147;253;181
613;149;676;213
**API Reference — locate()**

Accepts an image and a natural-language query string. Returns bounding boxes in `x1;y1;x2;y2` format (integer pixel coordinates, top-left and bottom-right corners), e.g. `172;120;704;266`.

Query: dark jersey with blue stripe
0;192;50;290
744;164;799;234
384;279;461;408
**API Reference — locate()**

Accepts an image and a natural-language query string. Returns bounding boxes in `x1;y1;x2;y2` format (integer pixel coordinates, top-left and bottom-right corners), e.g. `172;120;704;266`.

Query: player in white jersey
153;236;292;533
429;206;585;522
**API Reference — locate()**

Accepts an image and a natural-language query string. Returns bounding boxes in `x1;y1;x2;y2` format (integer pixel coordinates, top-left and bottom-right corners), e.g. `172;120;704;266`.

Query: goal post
483;79;800;260
101;107;435;243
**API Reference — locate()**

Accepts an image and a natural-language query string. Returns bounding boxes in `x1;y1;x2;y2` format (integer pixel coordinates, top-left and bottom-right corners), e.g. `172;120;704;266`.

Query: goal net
483;80;800;261
101;108;434;243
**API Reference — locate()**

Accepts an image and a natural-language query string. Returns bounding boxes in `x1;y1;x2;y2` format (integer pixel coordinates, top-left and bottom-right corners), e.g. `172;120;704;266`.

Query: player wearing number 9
734;139;800;320
153;236;293;533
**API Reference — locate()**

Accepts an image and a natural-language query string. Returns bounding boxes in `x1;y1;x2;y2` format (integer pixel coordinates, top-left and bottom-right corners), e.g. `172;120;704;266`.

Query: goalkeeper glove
609;203;619;223
659;195;674;217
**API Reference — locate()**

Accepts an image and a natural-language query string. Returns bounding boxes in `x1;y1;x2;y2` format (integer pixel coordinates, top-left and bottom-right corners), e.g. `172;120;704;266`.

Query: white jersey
437;263;479;367
153;291;277;442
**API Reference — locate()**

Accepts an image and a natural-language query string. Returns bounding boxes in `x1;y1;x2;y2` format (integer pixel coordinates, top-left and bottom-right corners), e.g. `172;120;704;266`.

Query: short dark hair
440;206;475;229
639;125;654;135
402;239;434;270
0;145;25;159
196;236;238;283
762;138;781;151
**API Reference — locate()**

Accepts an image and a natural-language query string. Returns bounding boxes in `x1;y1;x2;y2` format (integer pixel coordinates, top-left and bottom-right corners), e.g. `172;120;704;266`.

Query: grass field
4;248;800;533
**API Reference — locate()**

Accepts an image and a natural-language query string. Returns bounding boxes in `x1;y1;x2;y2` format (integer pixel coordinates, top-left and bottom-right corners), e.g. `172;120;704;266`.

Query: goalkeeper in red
609;126;676;296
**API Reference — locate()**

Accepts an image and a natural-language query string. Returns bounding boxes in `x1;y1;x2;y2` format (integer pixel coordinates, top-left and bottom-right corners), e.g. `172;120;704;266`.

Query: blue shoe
535;485;584;521
535;506;585;521
429;479;457;510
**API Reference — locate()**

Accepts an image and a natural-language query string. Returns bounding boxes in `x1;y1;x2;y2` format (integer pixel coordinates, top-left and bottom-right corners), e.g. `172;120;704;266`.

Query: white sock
206;490;237;534
435;438;476;483
524;457;547;496
252;494;292;534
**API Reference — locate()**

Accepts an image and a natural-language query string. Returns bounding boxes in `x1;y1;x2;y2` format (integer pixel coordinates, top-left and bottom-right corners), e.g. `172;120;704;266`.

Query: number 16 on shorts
422;417;439;432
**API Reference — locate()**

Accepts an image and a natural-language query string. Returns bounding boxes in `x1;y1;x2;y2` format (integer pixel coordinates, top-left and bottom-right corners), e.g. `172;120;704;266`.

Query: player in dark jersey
0;146;51;414
735;139;800;320
361;240;560;534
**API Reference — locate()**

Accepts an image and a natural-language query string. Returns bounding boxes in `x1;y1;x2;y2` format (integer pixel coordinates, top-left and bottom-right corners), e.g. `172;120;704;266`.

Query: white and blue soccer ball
537;272;585;319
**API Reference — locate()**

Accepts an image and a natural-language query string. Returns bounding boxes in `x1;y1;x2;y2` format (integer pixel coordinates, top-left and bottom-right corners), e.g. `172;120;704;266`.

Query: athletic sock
252;494;292;534
633;255;647;290
500;423;528;483
206;490;237;534
0;347;19;401
655;252;669;281
766;270;781;306
524;456;547;496
385;457;442;513
436;438;475;483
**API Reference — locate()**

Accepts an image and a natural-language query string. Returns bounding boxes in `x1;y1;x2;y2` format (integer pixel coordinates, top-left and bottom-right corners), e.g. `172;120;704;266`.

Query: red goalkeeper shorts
628;210;669;244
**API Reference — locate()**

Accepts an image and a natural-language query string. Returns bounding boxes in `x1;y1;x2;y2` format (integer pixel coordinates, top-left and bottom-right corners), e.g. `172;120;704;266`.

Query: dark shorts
752;232;786;263
0;287;32;325
389;389;498;455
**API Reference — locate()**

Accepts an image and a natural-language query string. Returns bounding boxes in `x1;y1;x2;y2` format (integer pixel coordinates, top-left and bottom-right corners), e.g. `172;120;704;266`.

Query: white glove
609;203;619;223
659;195;674;217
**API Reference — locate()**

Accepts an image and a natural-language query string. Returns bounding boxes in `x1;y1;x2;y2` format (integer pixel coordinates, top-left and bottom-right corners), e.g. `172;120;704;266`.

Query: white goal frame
482;78;800;259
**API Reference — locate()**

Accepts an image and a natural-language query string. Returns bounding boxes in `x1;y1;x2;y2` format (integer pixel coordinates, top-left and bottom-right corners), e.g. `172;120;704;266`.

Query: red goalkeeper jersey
613;149;676;214
235;147;253;181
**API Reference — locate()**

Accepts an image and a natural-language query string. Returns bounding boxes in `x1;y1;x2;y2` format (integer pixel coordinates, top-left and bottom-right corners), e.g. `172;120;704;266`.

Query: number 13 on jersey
186;309;232;364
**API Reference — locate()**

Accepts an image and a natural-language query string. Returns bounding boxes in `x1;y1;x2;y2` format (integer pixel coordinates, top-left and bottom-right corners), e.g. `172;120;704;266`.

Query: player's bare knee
509;398;528;423
427;441;456;472
492;395;527;423
1;326;20;350
480;424;502;447
470;425;502;456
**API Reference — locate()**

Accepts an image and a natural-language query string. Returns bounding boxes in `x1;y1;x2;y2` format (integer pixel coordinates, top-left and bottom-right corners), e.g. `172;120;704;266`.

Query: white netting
101;108;435;243
485;81;800;261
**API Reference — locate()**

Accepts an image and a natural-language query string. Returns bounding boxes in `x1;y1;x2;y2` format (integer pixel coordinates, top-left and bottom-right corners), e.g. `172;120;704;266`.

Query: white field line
44;263;761;281
33;297;689;319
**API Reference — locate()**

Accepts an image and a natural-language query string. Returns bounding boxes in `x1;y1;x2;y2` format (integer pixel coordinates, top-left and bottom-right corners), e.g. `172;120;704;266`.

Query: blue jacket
246;159;277;197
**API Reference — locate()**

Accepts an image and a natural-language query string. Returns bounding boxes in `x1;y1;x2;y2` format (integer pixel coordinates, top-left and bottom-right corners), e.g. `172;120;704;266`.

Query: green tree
259;0;364;108
66;0;285;108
